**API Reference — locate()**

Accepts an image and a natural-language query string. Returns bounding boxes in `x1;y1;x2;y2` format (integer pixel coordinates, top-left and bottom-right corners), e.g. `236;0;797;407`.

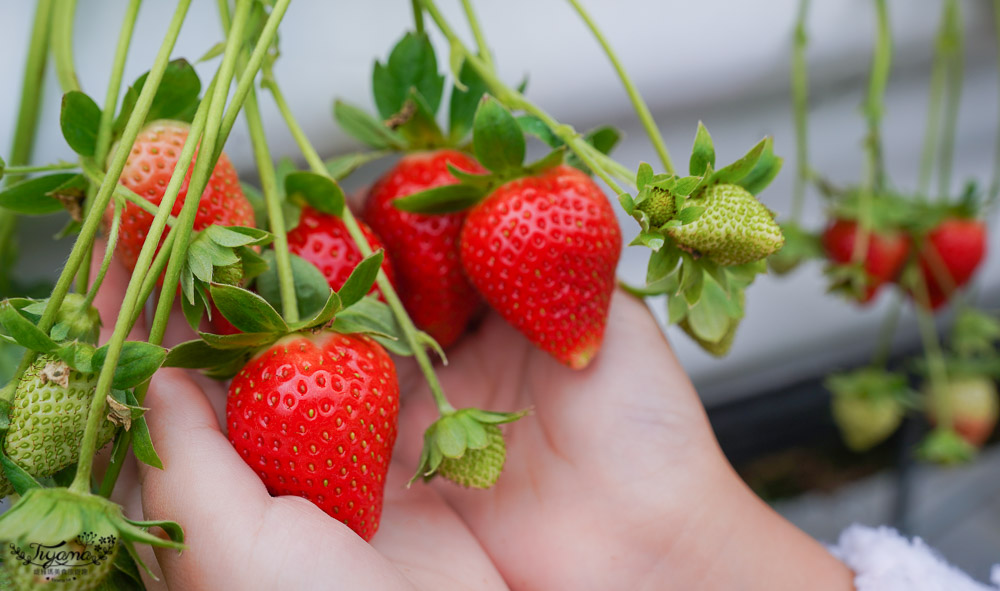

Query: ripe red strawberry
916;218;986;309
822;219;911;303
365;150;484;348
460;165;622;369
227;332;399;541
287;207;396;299
110;120;255;271
926;376;998;447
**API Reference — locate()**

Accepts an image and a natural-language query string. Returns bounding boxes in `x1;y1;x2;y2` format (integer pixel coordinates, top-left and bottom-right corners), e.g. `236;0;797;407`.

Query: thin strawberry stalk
2;162;79;175
936;0;963;201
912;273;952;430
918;0;953;197
990;0;1000;208
217;0;298;322
412;0;425;35
263;76;455;414
564;0;674;175
420;0;629;196
77;0;144;293
68;0;197;494
460;0;494;70
870;293;902;368
790;0;810;222
82;200;122;310
51;0;82;93
99;0;290;497
0;0;192;419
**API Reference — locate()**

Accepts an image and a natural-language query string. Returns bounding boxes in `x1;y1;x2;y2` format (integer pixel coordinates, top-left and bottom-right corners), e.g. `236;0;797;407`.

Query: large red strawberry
227;332;399;541
110;120;255;271
822;219;911;303
365;150;484;348
287;207;395;299
916;218;986;309
460;165;622;369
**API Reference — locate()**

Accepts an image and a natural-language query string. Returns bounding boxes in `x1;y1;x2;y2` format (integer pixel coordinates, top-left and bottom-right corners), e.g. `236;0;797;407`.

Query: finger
90;239;149;343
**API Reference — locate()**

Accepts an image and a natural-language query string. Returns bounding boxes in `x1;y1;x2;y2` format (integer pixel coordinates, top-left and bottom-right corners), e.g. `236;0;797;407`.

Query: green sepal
0;299;59;354
392;183;486;214
254;251;334;322
516;114;561;148
164;339;251;369
0;451;41;496
337;250;384;309
738;138;783;195
332;297;409;354
198;331;278;350
123;389;161;469
92;341;167;390
60;91;102;157
0;172;79;215
917;428;976;465
689;122;715;176
449;58;490;143
951;308;1000;358
473;95;525;175
325;150;392;181
372;32;445;121
287;290;342;333
708;136;766;186
285;171;345;217
390;89;447;149
209;283;288;335
332;101;407;150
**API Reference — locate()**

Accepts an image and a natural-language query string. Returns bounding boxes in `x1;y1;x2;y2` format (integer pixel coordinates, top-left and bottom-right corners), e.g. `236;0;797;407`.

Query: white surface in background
1;1;998;402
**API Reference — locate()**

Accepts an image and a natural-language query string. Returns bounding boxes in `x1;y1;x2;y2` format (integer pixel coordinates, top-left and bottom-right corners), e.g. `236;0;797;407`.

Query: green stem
912;273;951;428
52;0;81;93
565;0;674;174
77;0;144;294
790;0;810;221
871;292;901;367
82;201;122;309
936;0;963;201
264;76;455;414
5;0;54;186
421;0;627;196
3;162;79;175
918;0;951;197
864;0;892;195
990;0;1000;207
412;0;425;35
70;0;195;494
460;0;493;71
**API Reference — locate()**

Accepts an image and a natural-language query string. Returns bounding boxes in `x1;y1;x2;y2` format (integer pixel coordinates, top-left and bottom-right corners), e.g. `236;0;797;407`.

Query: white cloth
831;524;1000;591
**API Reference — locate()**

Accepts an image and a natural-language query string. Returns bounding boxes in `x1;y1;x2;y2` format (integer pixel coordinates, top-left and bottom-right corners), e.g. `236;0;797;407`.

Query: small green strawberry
826;368;910;452
0;357;116;497
635;186;675;228
667;184;784;266
437;424;506;489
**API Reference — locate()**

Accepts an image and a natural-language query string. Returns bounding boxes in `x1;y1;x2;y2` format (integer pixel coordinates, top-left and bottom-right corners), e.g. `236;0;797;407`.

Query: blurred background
2;0;999;581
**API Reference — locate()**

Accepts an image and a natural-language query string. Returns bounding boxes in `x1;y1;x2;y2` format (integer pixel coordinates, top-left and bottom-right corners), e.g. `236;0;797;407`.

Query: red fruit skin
227;332;399;541
111;121;255;271
365;150;484;348
917;219;987;310
822;219;911;303
460;165;622;369
288;207;395;300
207;300;241;335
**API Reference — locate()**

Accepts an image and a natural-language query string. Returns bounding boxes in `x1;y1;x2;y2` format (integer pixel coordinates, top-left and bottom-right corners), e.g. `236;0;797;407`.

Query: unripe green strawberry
437;424;506;489
212;261;244;286
4;528;118;591
636;187;675;228
678;317;738;357
831;391;904;452
52;294;101;344
667;184;783;266
0;357;116;497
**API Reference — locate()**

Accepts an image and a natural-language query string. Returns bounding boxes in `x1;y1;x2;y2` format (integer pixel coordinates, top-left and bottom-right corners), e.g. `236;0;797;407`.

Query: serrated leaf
285;171;345;217
473;96;525;174
60;91;101;157
392;183;485;214
333;101;406;150
372;32;445;120
210;283;287;334
0;173;78;215
337;250;384;309
449;59;490;143
254;251;331;321
689;122;715;176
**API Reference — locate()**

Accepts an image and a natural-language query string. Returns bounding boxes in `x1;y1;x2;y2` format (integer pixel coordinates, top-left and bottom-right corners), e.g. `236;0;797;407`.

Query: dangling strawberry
287;207;395;300
822;218;911;303
925;376;998;447
226;332;399;541
109;120;255;272
915;218;986;309
364;151;484;348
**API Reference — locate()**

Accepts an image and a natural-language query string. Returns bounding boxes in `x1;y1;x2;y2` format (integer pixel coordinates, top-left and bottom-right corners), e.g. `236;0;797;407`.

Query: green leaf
125;390;162;469
337;250;384;309
0;302;58;353
686;276;732;342
93;341;166;389
0;452;41;495
473;96;526;174
54;341;96;373
199;331;277;350
434;416;466;458
164;339;249;369
516;115;561;148
325;150;391;181
197;41;226;63
332;297;409;354
676;206;705;225
285;171;345;217
449;59;490;143
0;173;78;215
738;139;783;195
254;251;332;321
60;91;101;157
393;90;447;149
372;32;445;120
711;137;766;186
290;290;342;331
333;100;406;150
210;283;288;334
116;59;201;130
689;122;715;176
667;294;689;323
392;183;485;214
646;246;680;284
636;162;654;191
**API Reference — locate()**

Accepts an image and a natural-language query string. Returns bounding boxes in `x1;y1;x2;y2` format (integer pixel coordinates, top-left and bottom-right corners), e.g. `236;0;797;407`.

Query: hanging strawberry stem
790;0;810;222
51;0;81;93
990;0;1000;208
565;0;674;174
935;0;963;201
919;0;957;196
460;0;495;71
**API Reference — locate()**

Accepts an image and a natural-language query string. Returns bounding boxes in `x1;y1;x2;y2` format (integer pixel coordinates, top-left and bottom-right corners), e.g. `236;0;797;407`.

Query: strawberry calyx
916;427;976;464
410;407;527;488
0;486;184;583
